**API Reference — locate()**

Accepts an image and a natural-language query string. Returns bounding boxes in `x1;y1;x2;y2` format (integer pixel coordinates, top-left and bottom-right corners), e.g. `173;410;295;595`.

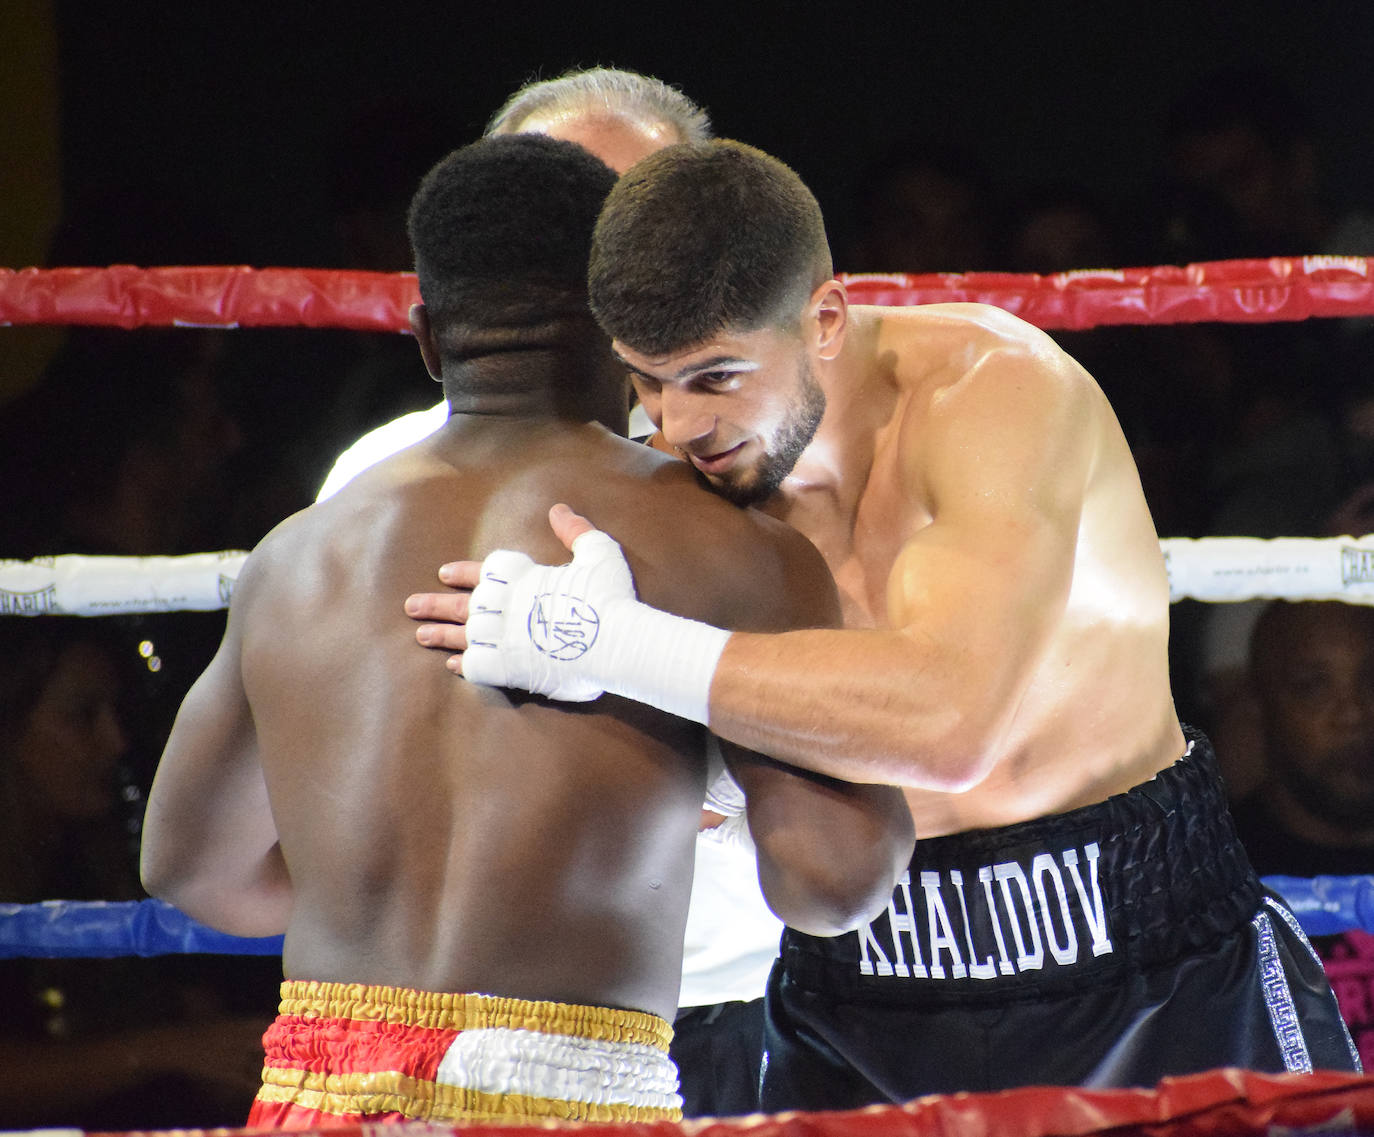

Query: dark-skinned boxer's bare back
143;404;912;1024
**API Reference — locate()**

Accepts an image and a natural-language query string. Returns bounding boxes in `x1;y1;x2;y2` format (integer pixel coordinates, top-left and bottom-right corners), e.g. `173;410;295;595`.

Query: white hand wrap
461;529;731;724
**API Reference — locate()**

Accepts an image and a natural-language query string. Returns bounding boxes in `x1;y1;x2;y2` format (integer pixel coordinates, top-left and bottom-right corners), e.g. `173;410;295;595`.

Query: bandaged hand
412;505;731;725
462;529;635;702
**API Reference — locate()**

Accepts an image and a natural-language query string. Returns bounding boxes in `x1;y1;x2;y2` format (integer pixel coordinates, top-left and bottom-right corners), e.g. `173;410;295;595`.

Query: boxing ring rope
57;1070;1374;1137
3;875;1371;962
4;255;1374;331
5;536;1374;618
5;259;1374;1134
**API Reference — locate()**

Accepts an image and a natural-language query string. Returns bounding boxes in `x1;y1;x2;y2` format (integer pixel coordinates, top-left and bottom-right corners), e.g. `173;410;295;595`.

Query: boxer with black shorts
765;728;1356;1104
406;139;1360;1106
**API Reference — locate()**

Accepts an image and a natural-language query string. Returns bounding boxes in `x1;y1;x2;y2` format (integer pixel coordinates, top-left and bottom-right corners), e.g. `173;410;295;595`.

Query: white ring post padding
1160;535;1374;605
1;538;1373;616
0;552;248;617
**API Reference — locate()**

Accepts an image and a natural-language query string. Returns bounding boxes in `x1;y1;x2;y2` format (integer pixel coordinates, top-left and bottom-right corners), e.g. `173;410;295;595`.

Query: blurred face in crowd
1252;603;1374;840
1169;125;1316;245
13;639;129;821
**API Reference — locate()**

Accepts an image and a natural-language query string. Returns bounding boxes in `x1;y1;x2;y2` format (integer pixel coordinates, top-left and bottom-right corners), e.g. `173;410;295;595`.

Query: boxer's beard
709;358;826;508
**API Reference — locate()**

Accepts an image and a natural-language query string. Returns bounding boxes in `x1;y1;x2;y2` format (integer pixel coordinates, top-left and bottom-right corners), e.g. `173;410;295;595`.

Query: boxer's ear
409;304;442;381
810;279;848;361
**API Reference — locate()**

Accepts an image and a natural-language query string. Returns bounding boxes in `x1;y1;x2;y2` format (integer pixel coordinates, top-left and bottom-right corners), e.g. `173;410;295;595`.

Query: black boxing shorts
760;726;1361;1111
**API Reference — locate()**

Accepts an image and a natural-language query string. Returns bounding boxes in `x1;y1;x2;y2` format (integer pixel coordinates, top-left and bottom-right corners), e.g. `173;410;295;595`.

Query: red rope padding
0;265;419;333
86;1068;1374;1137
845;255;1374;329
2;257;1373;332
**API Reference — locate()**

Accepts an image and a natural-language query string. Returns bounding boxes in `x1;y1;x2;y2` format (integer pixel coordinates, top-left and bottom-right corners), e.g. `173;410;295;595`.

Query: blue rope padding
0;898;282;959
1263;874;1374;938
2;878;1372;960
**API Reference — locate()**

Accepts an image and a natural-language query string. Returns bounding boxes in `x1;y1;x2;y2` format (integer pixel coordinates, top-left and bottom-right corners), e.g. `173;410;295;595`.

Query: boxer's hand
406;504;595;655
406;504;637;701
405;585;473;653
405;503;729;723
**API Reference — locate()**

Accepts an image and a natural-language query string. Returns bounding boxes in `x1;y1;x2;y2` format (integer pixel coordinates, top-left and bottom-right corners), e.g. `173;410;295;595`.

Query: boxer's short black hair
408;133;618;346
589;139;833;355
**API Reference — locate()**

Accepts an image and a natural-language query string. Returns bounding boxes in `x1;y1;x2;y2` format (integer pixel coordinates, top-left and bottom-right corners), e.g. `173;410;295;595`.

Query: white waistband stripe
436;1026;682;1111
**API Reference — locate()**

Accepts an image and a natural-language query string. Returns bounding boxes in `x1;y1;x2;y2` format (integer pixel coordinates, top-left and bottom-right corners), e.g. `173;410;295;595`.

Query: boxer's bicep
142;592;289;936
885;350;1087;737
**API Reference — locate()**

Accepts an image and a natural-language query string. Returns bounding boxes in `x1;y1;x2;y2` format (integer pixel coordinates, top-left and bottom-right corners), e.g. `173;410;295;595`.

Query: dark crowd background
2;1;1374;1127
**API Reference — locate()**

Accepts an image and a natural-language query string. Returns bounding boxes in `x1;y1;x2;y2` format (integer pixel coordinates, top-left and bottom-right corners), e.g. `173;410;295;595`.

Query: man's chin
694;467;771;508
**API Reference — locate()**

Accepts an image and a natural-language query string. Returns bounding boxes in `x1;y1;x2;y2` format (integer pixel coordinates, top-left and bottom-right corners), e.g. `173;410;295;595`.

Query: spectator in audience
0;326;251;802
0;616;274;1129
999;181;1130;275
1189;327;1371;792
1155;64;1374;263
1227;599;1374;1069
841;132;999;274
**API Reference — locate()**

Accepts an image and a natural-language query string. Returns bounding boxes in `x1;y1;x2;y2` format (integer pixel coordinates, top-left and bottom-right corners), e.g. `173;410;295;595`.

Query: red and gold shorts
247;980;681;1128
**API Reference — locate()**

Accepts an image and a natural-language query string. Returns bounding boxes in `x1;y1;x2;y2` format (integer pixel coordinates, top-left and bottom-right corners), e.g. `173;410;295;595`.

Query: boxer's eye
697;369;743;391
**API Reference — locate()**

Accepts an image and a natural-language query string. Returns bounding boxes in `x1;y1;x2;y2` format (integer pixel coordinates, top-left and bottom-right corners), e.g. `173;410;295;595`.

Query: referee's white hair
484;67;713;145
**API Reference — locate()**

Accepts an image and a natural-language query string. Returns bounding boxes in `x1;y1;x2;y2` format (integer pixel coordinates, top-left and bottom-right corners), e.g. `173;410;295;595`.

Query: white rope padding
2;538;1373;617
0;552;246;616
1163;536;1374;606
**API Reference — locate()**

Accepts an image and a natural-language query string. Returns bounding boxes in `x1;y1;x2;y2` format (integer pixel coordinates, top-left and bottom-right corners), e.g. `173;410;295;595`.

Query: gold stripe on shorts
276;979;674;1049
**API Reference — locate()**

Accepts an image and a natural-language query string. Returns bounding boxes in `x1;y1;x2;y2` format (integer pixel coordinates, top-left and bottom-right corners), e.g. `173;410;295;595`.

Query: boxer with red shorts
248;983;680;1125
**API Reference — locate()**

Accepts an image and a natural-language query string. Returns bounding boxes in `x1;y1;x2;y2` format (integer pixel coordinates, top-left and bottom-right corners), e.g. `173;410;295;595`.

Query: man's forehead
522;111;679;173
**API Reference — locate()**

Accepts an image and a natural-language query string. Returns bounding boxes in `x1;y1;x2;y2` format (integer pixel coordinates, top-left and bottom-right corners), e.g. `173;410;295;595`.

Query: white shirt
316;401;452;503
